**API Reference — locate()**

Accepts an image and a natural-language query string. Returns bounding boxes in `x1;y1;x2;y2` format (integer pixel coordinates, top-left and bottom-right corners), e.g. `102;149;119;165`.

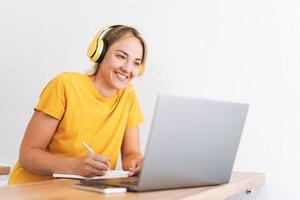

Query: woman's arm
19;110;110;177
121;126;143;176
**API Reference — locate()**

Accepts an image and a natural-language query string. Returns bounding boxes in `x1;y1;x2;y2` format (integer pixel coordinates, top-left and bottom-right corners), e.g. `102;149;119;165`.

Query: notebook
53;170;129;180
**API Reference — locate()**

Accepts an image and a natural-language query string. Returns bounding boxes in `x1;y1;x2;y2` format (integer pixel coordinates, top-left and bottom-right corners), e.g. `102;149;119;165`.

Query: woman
8;25;147;184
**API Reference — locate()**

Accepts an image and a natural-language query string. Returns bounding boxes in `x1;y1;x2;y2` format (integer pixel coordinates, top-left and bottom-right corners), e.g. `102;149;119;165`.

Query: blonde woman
9;25;147;184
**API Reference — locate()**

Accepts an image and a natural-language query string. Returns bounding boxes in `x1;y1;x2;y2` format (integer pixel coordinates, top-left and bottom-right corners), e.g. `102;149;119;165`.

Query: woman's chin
112;80;129;90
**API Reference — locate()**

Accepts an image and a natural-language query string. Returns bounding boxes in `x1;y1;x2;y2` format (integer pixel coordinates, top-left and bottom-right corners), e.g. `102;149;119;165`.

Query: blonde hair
86;25;148;76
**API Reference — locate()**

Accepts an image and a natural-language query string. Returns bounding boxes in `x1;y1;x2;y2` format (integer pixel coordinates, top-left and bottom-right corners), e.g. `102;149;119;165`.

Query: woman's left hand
128;158;143;176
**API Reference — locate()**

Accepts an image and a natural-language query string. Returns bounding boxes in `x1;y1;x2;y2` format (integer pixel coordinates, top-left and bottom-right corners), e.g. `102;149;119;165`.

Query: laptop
80;94;249;191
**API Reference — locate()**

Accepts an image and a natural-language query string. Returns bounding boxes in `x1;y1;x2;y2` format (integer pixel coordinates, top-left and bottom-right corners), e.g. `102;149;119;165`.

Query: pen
81;141;95;154
81;141;111;170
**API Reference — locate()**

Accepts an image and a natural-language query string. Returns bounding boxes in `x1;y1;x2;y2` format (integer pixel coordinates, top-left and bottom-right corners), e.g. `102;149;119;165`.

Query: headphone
87;25;121;62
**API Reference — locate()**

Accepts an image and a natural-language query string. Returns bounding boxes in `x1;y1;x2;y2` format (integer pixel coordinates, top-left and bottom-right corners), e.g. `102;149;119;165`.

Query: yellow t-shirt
8;72;143;184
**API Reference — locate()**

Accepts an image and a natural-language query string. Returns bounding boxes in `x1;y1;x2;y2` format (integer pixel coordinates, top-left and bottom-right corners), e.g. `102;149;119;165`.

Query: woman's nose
121;62;134;72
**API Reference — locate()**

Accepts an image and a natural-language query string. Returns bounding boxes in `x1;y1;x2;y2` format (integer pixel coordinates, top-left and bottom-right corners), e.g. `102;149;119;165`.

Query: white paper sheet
53;170;129;180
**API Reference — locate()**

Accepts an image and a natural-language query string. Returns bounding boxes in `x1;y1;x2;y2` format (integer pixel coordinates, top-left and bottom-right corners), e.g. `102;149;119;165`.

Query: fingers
90;153;111;169
130;164;142;176
85;157;110;171
81;154;111;177
129;158;143;176
129;160;137;171
136;158;143;166
85;166;107;177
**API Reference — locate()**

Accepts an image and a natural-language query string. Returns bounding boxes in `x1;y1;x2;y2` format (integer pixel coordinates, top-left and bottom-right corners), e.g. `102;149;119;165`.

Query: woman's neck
89;73;117;98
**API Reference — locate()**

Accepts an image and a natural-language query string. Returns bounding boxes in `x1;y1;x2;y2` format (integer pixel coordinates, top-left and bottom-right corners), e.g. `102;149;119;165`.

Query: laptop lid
135;94;248;191
80;94;248;191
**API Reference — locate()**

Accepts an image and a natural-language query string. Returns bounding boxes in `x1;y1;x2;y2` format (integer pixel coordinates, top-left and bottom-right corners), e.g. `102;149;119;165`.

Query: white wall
0;0;299;198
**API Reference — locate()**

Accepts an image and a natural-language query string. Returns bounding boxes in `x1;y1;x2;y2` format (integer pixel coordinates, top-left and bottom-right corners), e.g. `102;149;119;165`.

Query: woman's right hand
72;153;111;177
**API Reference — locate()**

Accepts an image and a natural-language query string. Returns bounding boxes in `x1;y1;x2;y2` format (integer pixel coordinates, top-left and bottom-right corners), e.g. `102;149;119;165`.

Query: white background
0;0;300;199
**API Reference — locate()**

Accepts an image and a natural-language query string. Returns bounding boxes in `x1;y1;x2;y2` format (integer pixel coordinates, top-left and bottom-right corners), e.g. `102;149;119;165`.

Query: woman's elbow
18;146;36;171
19;147;29;168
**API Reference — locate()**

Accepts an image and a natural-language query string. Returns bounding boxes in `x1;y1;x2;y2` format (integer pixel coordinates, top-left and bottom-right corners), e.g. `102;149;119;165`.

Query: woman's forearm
19;147;78;176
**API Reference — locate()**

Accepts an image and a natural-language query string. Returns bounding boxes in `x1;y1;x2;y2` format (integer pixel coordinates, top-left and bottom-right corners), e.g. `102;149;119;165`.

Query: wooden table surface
0;172;265;200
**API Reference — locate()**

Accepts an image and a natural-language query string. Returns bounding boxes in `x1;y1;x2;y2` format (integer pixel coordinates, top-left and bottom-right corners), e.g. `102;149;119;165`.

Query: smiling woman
8;25;148;184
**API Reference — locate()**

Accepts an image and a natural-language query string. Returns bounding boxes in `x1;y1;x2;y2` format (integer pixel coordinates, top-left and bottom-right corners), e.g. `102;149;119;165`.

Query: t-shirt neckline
84;74;119;102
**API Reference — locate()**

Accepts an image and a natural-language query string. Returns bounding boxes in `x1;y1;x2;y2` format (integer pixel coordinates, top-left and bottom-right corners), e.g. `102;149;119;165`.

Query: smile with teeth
115;71;129;81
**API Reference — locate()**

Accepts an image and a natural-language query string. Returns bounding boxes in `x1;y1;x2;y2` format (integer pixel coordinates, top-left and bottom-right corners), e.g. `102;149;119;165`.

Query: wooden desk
0;172;265;200
0;166;10;175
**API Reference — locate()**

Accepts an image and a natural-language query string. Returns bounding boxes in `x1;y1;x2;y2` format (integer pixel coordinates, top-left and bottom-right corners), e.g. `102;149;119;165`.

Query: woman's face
98;36;143;91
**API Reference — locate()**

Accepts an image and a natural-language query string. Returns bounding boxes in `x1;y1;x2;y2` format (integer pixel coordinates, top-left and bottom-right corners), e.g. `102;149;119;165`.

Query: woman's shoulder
123;83;136;94
120;83;140;102
52;72;86;83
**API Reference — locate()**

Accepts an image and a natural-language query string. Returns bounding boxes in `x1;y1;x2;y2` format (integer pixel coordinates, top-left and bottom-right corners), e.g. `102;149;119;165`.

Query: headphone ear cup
90;39;108;62
90;39;104;62
87;27;109;61
87;37;98;59
88;25;120;62
97;39;109;62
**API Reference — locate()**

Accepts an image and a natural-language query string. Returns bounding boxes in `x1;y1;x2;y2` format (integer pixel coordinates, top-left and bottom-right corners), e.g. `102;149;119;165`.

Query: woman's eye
116;54;125;59
134;62;140;67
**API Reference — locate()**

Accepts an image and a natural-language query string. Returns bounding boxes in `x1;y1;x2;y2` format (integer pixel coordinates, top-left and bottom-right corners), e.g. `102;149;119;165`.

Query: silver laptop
80;94;249;191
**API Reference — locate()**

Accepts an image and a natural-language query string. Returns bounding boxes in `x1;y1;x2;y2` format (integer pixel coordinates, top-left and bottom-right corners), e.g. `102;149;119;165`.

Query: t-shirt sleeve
126;90;144;129
34;73;70;120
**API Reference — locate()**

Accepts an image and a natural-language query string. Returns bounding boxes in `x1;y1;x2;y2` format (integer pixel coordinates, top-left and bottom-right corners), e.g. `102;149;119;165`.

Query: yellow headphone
87;25;121;62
